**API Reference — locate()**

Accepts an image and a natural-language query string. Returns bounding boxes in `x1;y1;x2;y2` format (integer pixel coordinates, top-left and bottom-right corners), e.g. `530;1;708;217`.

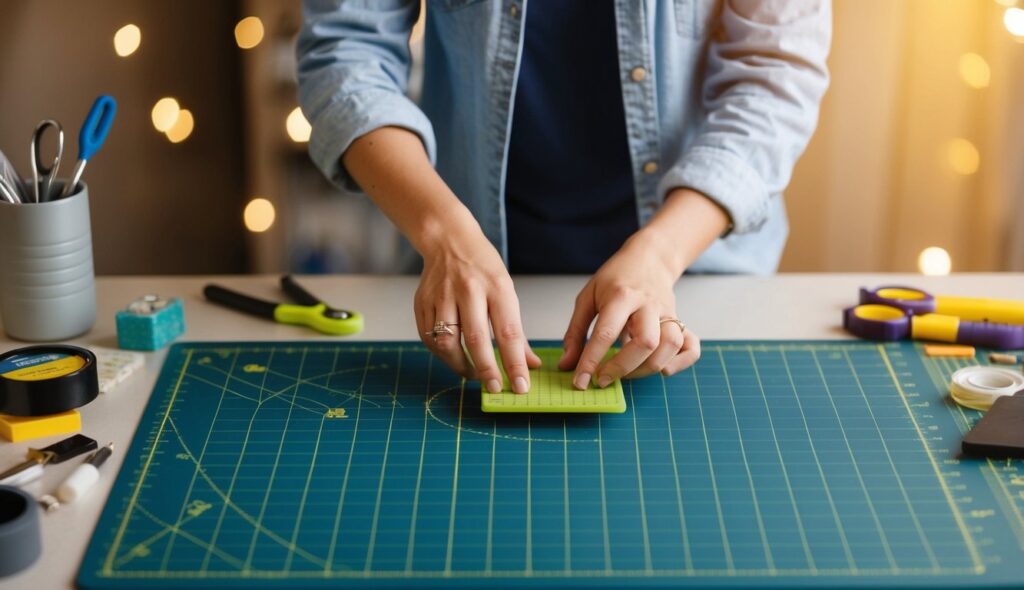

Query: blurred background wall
0;0;1021;276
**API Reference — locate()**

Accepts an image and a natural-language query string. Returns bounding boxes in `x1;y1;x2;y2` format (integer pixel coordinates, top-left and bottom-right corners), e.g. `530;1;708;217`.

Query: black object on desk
962;390;1024;458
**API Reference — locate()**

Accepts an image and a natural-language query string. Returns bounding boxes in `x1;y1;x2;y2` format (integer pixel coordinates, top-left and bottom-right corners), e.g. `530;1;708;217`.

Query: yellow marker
0;410;81;443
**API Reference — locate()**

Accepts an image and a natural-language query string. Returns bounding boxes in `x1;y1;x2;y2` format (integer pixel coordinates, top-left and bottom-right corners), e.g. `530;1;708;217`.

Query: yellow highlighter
203;275;363;336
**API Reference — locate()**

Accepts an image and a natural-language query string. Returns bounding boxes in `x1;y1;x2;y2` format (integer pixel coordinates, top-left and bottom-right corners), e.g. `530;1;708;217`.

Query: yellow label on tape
0;353;86;382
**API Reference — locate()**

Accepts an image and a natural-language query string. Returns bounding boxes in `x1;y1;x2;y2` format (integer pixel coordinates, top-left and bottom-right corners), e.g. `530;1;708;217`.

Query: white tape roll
950;366;1024;411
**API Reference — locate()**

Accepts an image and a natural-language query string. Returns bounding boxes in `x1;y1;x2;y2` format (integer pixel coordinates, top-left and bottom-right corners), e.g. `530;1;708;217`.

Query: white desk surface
0;272;1021;589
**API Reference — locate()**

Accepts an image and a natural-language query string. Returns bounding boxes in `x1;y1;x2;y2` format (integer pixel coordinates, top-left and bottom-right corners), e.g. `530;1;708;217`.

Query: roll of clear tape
950;366;1024;411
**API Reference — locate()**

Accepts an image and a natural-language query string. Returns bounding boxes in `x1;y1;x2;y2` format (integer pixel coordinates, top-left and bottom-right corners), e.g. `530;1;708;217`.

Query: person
297;0;831;394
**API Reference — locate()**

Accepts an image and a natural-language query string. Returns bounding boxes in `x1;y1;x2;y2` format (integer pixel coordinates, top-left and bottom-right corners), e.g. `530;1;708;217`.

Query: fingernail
596;375;612;388
513;377;529;394
486;379;502;394
574;372;591;390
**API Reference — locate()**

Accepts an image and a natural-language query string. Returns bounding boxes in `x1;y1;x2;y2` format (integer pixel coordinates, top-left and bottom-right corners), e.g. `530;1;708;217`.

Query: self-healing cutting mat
79;341;1024;588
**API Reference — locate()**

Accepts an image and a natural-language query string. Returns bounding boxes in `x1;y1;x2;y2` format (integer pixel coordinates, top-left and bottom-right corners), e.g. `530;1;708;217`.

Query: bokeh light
286;107;312;143
165;109;194;143
958;53;990;89
1005;7;1024;36
151;98;180;132
113;24;142;57
244;198;276;233
946;138;980;176
918;247;952;276
235;16;265;49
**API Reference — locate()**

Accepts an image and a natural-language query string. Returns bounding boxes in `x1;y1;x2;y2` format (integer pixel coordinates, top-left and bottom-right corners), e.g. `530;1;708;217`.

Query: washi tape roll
0;485;41;576
0;345;98;416
950;366;1024;411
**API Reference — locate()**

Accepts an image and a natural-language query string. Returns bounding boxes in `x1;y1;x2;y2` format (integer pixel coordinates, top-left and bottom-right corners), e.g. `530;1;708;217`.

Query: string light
285;107;312;143
151;98;180;132
958;53;990;89
165;109;194;143
1005;7;1024;37
918;247;952;276
946;138;980;176
235;16;265;49
244;198;276;233
113;24;141;57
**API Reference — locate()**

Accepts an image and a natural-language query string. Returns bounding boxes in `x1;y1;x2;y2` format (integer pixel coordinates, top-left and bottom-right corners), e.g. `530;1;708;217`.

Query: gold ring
425;320;459;340
659;318;686;333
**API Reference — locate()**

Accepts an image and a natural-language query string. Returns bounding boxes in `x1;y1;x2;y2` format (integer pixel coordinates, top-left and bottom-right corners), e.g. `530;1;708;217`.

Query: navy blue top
504;0;638;274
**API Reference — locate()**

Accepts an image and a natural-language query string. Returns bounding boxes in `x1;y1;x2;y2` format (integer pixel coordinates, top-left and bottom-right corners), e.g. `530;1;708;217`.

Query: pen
55;442;114;504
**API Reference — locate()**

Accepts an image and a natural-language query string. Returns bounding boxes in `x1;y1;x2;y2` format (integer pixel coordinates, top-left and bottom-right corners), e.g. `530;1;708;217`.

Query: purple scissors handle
859;286;937;315
844;305;910;341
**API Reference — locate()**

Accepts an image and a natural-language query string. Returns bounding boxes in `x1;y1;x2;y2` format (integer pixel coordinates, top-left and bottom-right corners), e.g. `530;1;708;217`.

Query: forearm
341;126;480;256
625;188;730;278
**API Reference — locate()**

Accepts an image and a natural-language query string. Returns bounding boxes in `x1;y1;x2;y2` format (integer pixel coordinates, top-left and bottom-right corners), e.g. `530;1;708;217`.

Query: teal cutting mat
79;341;1024;589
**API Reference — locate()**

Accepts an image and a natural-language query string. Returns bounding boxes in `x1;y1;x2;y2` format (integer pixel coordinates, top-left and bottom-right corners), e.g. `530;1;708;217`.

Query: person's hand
558;232;701;388
415;224;541;393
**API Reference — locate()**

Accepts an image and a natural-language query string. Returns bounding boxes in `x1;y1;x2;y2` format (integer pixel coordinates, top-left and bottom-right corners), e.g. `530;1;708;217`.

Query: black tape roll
0;345;99;416
0;485;41;577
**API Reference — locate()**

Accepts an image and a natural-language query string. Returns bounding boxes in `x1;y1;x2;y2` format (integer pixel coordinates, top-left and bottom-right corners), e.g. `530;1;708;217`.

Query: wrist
623;227;687;282
411;202;485;260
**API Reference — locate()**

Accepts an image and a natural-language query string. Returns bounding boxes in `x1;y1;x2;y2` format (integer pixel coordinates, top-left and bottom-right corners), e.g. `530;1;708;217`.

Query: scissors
30;119;64;203
60;95;117;200
858;285;1024;324
844;286;1024;350
203;275;363;336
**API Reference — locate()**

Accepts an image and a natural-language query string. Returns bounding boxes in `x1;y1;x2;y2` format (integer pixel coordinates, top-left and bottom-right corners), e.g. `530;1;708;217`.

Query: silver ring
425;320;459;340
659;318;686;333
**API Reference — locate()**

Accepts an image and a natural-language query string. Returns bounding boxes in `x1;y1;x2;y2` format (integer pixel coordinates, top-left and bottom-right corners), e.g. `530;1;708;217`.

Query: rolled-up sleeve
297;0;436;193
658;0;832;234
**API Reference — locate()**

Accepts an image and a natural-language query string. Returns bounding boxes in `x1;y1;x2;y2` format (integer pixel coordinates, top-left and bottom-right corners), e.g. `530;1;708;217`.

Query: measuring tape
0;345;99;416
950;366;1024;411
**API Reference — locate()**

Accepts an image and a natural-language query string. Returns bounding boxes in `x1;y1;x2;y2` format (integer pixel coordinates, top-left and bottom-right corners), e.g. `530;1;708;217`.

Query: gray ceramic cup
0;182;96;341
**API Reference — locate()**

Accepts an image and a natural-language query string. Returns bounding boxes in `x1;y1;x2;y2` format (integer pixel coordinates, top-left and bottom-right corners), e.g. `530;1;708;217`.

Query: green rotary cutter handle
203;275;364;336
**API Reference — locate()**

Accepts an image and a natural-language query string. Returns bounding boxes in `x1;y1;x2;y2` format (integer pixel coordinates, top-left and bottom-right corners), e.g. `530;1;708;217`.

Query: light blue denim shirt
297;0;831;274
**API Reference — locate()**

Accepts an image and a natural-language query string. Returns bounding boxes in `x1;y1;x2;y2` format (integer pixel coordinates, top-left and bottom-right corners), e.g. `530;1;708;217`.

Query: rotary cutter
844;285;1024;349
203;275;363;336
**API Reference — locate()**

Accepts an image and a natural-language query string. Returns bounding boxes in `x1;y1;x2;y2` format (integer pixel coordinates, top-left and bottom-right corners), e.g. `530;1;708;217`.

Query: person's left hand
558;233;701;388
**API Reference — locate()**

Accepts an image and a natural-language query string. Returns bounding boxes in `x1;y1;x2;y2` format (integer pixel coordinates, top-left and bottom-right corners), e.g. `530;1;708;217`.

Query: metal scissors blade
30;119;64;203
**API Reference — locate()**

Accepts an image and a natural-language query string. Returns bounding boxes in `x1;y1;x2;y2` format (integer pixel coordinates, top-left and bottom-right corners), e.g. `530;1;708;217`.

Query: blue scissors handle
79;95;116;161
60;95;117;200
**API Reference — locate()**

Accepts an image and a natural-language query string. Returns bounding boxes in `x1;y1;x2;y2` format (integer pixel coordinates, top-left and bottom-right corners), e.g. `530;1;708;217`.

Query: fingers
595;306;660;387
661;328;701;375
573;298;633;389
626;319;687;379
559;282;596;371
489;285;531;394
431;301;475;379
459;288;504;394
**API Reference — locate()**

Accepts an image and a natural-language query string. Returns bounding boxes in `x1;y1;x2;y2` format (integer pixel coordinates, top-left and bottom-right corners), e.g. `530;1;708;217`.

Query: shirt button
509;3;518;17
642;161;659;174
643;203;658;216
630;66;647;82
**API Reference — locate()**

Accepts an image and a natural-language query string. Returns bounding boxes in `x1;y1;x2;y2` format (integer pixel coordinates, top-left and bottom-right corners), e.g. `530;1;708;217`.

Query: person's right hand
415;225;541;394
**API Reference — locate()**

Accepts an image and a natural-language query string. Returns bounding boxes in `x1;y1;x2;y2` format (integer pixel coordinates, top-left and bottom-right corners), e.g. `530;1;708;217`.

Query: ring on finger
659;317;686;334
425;320;460;341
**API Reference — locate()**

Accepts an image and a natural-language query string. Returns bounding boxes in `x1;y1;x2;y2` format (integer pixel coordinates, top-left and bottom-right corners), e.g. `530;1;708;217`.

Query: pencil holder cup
0;182;96;341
